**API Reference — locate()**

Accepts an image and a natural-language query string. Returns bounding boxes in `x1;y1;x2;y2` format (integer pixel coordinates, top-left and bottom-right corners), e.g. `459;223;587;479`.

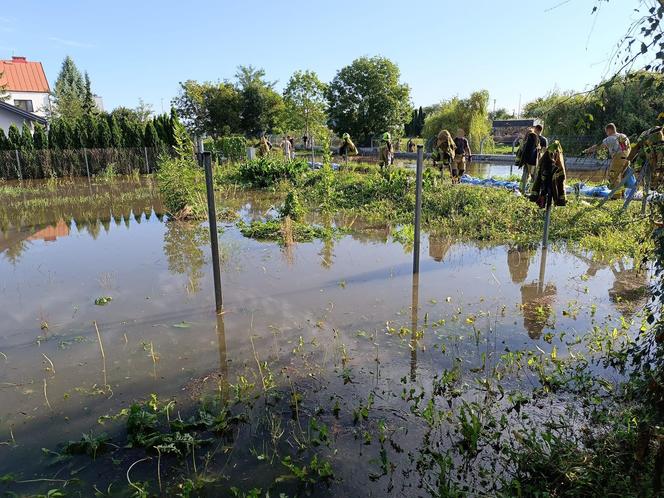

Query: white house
0;100;47;134
0;56;51;117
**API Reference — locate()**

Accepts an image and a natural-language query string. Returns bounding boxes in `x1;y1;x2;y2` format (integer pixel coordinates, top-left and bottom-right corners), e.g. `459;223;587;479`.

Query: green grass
210;161;652;257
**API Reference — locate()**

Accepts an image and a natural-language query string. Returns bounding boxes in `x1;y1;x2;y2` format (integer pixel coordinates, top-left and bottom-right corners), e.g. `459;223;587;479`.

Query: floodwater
0;176;647;496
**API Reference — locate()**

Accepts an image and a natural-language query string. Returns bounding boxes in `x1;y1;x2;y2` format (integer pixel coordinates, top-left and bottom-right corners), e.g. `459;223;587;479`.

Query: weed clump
237;157;309;188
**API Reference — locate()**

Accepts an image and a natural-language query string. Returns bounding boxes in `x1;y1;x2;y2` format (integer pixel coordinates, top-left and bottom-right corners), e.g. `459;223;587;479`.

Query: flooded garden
0;157;660;497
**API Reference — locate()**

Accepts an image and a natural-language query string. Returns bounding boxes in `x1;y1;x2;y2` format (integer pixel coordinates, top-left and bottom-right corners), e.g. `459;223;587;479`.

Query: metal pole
83;147;91;180
144;146;150;174
410;271;419;381
15;149;22;180
542;191;552;249
537;246;548;294
203;151;223;313
413;145;424;274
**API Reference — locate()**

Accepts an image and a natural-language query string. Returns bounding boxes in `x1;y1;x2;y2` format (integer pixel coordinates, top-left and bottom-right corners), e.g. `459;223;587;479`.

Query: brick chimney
11;56;27;63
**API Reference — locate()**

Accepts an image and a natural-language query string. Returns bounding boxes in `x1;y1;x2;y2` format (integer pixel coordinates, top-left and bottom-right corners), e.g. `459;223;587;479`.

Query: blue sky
3;0;644;115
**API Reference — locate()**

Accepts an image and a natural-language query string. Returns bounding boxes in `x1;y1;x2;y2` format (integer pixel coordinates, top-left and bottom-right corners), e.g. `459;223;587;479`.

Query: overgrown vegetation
215;160;651;256
156;121;205;220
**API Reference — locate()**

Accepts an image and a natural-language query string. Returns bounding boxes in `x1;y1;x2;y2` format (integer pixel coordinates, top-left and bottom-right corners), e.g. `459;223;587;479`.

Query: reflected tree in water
2;239;27;265
163;222;209;293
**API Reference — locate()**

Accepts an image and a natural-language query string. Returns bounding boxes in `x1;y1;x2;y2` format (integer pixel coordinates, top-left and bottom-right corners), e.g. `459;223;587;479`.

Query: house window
14;99;34;113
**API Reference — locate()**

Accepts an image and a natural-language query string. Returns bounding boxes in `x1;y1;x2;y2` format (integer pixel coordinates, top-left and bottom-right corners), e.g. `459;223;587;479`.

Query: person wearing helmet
432;130;456;182
339;132;358;160
379;132;393;170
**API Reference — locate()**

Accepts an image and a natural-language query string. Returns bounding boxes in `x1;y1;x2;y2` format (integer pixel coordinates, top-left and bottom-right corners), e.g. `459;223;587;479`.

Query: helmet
342;133;350;140
382;132;391;141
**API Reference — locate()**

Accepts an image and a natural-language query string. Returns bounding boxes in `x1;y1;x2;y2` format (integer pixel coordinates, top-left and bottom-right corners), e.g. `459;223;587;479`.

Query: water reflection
410;271;420;381
163;222;209;293
609;262;648;317
507;246;535;284
519;249;557;340
428;235;453;262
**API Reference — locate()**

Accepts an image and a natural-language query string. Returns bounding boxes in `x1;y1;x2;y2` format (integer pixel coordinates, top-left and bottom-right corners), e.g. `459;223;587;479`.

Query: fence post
203;149;223;314
14;149;22;180
144;147;150;174
413;145;424;275
83;148;91;180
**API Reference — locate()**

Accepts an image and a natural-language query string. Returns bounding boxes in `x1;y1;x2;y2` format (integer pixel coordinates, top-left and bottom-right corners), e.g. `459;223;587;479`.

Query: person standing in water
453;128;472;180
378;132;393;170
432;130;456;182
583;123;631;199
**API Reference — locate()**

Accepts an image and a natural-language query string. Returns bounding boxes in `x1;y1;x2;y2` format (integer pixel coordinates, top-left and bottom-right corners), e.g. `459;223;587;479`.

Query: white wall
0;106;35;134
7;91;51;117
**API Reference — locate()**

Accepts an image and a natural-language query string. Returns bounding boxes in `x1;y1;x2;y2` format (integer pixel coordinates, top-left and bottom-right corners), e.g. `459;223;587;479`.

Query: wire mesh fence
0;146;169;180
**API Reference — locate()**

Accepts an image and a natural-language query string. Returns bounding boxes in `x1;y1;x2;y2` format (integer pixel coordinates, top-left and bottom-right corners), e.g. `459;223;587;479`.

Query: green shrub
156;155;205;219
237;157;309;188
216;136;247;162
280;190;305;221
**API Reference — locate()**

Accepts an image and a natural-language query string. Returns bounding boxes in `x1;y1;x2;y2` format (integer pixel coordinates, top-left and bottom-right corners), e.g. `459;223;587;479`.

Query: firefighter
339;133;358;159
583;123;631;199
378;132;393;170
453;128;472;180
407;138;416;153
432;130;456;181
516;128;541;193
258;135;271;157
627;124;664;191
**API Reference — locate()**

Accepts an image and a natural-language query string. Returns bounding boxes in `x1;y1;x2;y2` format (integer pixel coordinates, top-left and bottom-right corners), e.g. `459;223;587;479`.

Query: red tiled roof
0;56;50;93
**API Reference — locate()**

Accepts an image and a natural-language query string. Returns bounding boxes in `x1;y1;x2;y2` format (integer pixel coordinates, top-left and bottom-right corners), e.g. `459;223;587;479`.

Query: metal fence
0;146;167;180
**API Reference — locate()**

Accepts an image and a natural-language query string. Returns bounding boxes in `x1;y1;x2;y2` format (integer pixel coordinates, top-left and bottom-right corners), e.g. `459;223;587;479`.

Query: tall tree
422;90;492;151
20;123;34;150
33;123;48;149
172;80;241;137
96;117;112;148
134;99;154;123
82;72;97;114
235;66;284;136
7;124;21;149
0;129;8;150
283;70;328;136
52;56;86;120
144;121;159;147
327;56;411;145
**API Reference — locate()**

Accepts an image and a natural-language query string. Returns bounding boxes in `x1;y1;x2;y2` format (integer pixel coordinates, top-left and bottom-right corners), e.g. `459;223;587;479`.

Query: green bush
280;189;305;221
156;155;205;219
216;136;247;162
237;157;309;188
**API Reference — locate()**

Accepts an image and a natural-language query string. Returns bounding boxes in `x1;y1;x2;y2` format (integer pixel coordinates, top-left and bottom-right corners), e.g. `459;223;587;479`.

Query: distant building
492;119;541;145
0;56;51;117
0;100;47;134
94;95;104;112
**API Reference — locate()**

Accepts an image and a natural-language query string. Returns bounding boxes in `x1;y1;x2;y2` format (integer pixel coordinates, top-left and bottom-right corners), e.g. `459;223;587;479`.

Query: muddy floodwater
0;174;647;496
